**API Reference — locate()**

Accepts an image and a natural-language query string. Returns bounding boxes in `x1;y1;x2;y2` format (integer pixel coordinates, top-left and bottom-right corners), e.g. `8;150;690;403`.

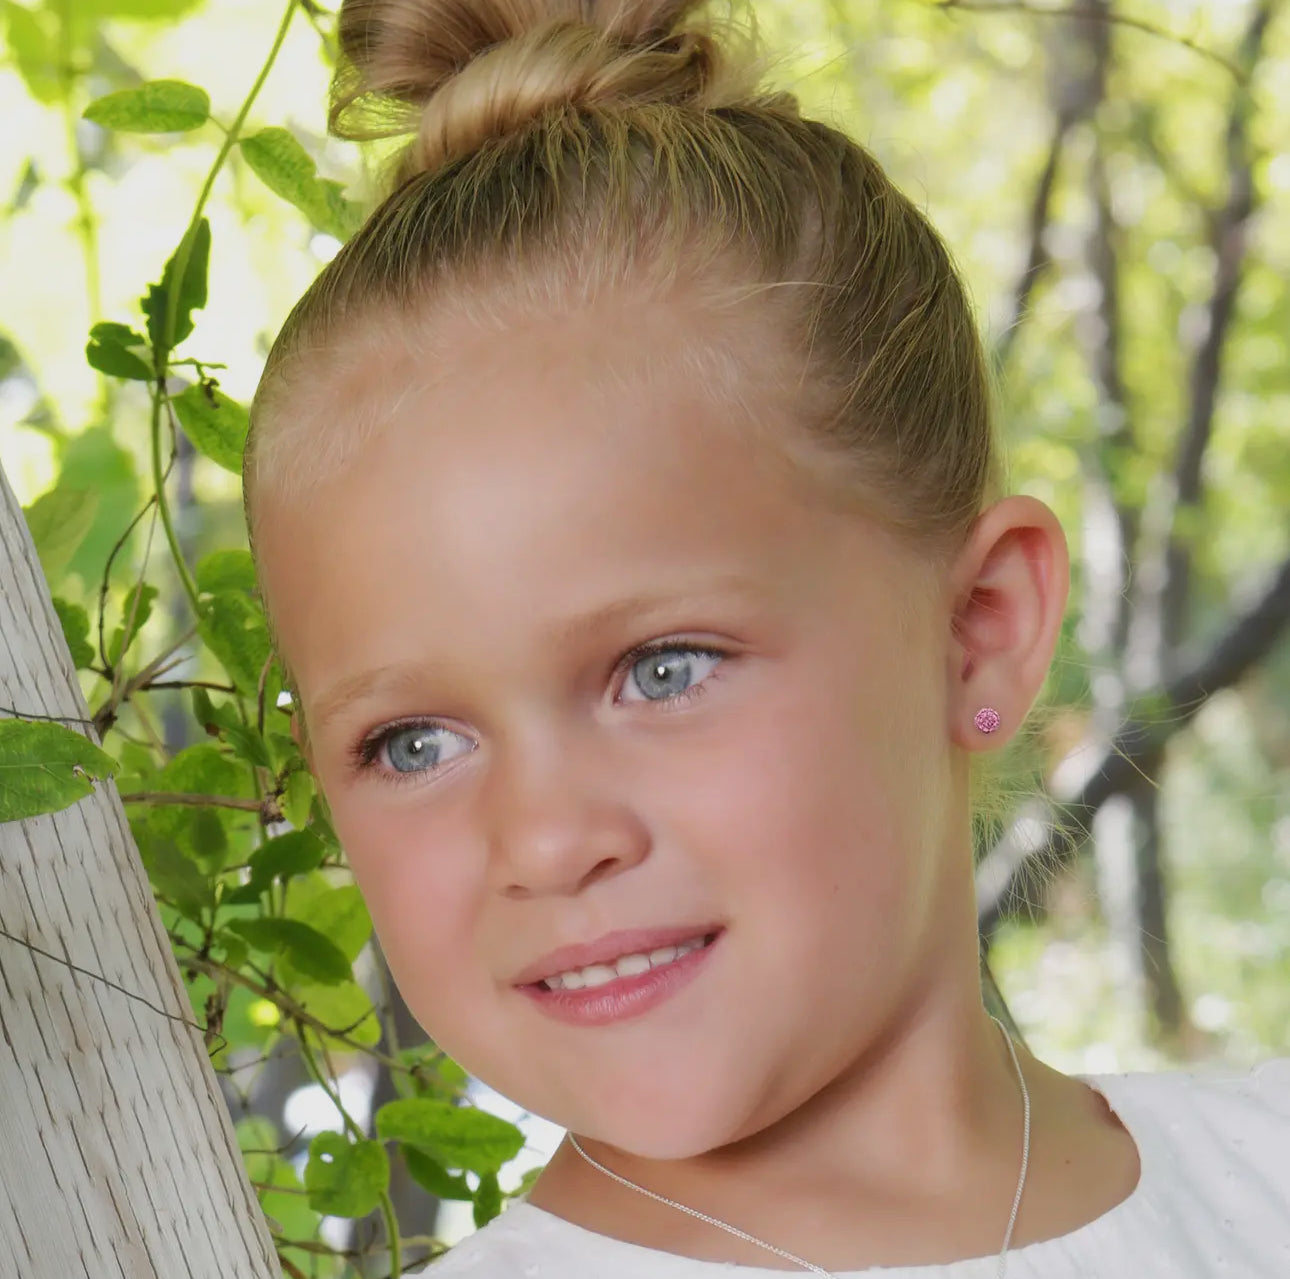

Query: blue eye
620;645;724;705
361;723;475;778
351;642;726;786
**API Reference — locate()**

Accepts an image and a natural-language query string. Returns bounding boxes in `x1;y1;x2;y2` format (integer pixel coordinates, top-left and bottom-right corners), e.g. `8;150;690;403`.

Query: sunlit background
3;0;1288;1266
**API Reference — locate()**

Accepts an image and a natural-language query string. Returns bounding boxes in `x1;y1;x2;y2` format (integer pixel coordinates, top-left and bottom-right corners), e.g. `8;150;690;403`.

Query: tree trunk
1130;780;1187;1046
0;462;276;1279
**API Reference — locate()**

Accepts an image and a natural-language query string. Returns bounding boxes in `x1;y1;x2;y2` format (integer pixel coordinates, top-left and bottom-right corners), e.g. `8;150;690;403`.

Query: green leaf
259;1169;315;1250
213;931;248;971
226;917;353;984
220;880;265;906
85;321;153;381
285;880;371;962
188;806;227;860
248;830;327;887
171;383;249;475
195;548;257;597
222;722;272;769
402;1147;474;1200
282;769;315;831
0;720;118;822
114;740;159;793
198;590;271;696
293;978;381;1050
235;1115;281;1184
56;427;142;589
152;742;246;801
77;0;203;16
107;582;158;665
239;128;364;242
305;1132;389;1218
473;1171;503;1228
190;686;218;736
23;486;100;583
145;743;254;841
84;79;210;133
190;687;242;738
393;1045;469;1101
52;597;95;669
265;730;298;773
1;2;60;104
136;830;213;920
142;217;210;356
374;1098;525;1175
236;1113;279;1156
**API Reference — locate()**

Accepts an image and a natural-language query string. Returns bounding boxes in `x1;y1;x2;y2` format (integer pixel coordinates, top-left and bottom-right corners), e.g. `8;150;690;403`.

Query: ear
946;495;1070;750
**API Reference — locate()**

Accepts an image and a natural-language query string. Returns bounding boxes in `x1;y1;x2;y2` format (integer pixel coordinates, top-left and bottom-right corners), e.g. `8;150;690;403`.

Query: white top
413;1058;1290;1277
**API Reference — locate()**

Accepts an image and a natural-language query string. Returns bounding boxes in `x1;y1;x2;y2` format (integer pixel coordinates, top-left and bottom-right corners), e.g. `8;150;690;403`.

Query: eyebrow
309;576;766;734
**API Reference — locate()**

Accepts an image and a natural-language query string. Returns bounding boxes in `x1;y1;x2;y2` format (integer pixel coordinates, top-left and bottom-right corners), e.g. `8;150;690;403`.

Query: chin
546;1055;778;1162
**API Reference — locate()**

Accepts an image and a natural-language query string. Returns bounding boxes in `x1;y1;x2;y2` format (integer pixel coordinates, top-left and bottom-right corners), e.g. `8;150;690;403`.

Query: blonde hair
244;0;1006;744
243;0;1026;831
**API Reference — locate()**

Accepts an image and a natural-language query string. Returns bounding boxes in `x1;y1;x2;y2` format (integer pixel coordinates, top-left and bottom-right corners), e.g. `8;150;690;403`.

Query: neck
530;939;1037;1269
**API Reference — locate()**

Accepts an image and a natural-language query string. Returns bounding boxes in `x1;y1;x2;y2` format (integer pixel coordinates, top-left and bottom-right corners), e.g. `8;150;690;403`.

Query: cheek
321;786;482;1022
651;693;878;930
686;654;942;940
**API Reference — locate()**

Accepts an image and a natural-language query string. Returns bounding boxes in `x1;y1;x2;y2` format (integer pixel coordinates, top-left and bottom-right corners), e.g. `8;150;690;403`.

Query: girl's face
258;298;973;1158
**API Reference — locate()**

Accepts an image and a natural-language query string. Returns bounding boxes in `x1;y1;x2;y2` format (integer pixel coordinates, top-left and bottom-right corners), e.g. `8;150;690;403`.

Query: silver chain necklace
568;1015;1031;1279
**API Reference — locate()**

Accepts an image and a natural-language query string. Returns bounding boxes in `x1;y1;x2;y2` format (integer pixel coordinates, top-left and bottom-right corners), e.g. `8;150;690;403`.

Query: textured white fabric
413;1058;1290;1277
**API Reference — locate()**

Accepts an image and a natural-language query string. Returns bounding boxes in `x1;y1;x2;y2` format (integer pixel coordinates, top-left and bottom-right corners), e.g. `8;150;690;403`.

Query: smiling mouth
534;931;720;992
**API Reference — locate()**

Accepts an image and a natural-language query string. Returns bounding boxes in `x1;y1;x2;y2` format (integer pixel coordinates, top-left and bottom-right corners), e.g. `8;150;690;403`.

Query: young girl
242;1;1290;1274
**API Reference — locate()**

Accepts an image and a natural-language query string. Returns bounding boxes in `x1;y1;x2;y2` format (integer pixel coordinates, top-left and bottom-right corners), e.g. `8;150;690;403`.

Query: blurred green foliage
1;0;1288;1274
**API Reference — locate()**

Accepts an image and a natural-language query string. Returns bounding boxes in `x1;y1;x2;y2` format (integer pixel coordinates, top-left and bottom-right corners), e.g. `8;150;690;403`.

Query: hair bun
332;0;752;178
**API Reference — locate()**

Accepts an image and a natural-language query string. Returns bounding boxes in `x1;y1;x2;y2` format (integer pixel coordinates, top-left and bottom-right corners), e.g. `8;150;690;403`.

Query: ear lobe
948;495;1069;749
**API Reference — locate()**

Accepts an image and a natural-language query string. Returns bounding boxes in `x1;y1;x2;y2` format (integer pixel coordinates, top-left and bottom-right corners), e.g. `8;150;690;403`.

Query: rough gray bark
0;461;277;1279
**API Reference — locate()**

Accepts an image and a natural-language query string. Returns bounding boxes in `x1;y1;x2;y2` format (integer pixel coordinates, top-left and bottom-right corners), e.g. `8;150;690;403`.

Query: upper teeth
542;936;709;991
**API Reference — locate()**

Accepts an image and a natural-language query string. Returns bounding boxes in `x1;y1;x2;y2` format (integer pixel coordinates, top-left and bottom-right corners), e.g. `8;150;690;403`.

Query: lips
516;928;723;1027
512;923;725;988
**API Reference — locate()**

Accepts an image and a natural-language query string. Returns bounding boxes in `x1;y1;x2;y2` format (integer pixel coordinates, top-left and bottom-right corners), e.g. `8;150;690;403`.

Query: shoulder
1093;1054;1290;1124
1087;1055;1290;1194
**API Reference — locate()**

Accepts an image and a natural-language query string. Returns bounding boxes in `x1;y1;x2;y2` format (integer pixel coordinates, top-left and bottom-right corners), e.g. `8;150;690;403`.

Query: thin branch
150;0;300;622
162;0;299;358
150;379;202;617
0;706;95;727
118;791;263;812
1156;0;1274;656
107;517;161;709
994;111;1073;368
0;922;206;1037
92;621;200;736
177;952;440;1081
1076;131;1138;664
96;494;159;675
934;0;1245;79
276;1253;309;1279
137;679;238;694
271;1234;444;1260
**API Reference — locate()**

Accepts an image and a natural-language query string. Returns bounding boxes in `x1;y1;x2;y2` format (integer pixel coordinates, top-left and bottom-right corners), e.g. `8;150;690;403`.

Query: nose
481;730;649;898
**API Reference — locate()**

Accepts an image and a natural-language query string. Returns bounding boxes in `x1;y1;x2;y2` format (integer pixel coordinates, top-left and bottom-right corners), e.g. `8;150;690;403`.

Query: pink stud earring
974;707;1001;734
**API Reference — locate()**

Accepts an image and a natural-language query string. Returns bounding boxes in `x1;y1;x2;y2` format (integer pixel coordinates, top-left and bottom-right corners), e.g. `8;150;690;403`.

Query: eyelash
347;640;727;787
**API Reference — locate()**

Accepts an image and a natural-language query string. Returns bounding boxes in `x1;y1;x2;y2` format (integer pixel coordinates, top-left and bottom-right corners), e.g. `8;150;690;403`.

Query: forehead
251;269;825;508
254;293;873;714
